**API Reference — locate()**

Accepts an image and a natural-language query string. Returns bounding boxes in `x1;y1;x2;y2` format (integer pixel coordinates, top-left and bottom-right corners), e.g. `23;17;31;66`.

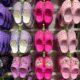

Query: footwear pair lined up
57;0;80;27
59;56;79;79
34;1;54;28
35;30;53;53
35;56;53;80
10;30;32;55
11;55;32;79
13;1;33;28
57;29;78;53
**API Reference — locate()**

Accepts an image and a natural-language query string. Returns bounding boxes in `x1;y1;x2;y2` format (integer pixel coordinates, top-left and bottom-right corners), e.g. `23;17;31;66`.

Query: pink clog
19;55;32;78
68;29;78;53
72;0;80;24
58;0;72;25
35;30;44;53
35;57;44;80
44;1;54;26
57;30;68;53
44;30;53;53
11;57;20;79
59;57;70;79
34;1;44;25
44;57;53;80
70;57;79;79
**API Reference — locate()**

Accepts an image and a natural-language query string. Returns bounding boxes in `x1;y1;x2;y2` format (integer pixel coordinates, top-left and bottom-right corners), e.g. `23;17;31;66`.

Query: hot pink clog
35;57;44;80
44;1;54;26
35;30;44;53
44;57;53;80
44;30;53;53
34;1;44;25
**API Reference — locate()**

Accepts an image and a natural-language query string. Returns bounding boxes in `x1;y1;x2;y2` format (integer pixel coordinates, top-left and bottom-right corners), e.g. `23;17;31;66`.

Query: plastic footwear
1;32;11;55
19;30;32;54
23;2;32;26
35;30;44;53
68;29;78;53
72;0;80;24
44;56;53;80
58;0;72;25
5;9;13;30
0;3;6;26
10;30;19;54
0;32;7;55
59;56;70;79
44;1;54;26
57;30;68;53
11;57;20;79
70;57;79;79
34;1;44;25
35;57;44;80
0;31;5;53
44;30;53;53
19;55;32;78
13;2;22;24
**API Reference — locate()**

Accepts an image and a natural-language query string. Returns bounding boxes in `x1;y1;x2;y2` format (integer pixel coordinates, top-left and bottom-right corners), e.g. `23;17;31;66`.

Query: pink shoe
58;0;72;25
35;57;44;80
11;57;20;79
59;57;70;79
34;1;44;26
44;30;53;53
35;30;44;53
57;30;68;53
70;57;79;79
44;56;53;80
72;0;80;24
44;1;54;26
68;29;78;53
19;55;32;78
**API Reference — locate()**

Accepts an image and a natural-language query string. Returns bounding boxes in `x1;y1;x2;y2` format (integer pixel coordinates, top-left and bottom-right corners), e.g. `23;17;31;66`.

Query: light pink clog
59;57;70;79
70;57;79;79
68;29;78;53
72;0;80;24
58;0;72;25
57;30;68;53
